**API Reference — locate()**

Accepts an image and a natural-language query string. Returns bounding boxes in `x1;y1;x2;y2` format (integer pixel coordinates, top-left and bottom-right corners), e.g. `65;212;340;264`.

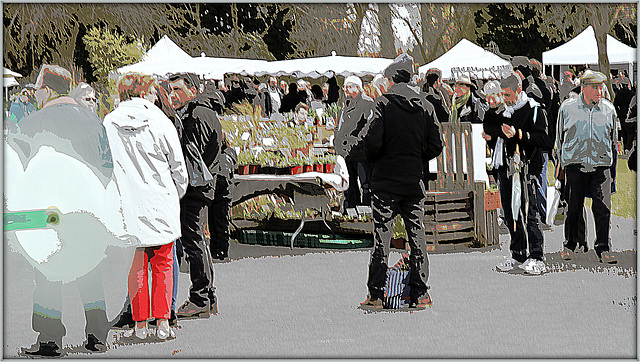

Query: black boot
84;333;106;353
22;340;63;357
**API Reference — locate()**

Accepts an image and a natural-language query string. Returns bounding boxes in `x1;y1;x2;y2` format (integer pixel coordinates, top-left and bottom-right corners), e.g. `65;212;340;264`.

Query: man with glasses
556;70;619;264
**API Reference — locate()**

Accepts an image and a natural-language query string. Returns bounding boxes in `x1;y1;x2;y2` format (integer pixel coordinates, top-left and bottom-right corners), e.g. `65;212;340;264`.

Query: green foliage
83;27;146;85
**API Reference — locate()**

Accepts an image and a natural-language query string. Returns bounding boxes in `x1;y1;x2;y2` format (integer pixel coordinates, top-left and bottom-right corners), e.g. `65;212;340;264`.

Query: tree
3;3;194;81
475;3;636;94
288;4;363;58
83;27;146;85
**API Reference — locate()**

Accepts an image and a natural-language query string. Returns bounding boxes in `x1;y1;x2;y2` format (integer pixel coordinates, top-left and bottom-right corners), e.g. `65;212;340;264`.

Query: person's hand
482;131;491;141
501;124;516;138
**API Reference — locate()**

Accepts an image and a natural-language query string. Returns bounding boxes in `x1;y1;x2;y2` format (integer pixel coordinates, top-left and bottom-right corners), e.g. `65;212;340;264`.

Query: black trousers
180;185;216;308
367;191;429;301
496;167;545;262
208;176;233;256
344;160;371;209
564;166;612;254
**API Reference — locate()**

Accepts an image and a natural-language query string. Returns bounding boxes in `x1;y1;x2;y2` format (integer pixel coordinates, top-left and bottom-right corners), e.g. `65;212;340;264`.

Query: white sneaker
156;320;175;340
134;322;149;340
496;258;521;272
523;260;547;275
518;258;535;270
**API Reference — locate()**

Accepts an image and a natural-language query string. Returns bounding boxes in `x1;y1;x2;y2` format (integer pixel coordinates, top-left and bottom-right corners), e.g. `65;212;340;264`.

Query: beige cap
580;70;607;85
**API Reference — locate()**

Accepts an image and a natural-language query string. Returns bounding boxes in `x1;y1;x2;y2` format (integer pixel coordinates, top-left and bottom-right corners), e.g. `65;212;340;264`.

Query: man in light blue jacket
556;70;618;264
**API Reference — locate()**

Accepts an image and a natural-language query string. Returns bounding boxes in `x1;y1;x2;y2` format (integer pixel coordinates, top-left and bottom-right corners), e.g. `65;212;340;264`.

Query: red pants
128;242;174;321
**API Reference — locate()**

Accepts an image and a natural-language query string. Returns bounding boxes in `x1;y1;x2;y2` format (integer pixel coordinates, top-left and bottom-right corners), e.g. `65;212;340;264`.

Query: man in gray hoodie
359;54;443;310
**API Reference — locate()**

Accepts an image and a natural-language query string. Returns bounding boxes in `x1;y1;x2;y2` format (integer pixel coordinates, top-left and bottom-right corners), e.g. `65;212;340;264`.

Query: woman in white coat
103;73;188;340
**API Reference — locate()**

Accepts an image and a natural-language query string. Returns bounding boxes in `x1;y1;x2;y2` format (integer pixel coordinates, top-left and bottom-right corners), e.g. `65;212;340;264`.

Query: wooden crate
426;122;499;249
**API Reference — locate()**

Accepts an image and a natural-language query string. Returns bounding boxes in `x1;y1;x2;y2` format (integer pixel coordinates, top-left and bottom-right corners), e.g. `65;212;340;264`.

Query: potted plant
313;155;324;173
236;149;253;175
290;155;304;175
324;154;336;173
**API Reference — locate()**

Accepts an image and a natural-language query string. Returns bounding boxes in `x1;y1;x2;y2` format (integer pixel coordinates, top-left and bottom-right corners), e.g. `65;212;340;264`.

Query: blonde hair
117;73;155;102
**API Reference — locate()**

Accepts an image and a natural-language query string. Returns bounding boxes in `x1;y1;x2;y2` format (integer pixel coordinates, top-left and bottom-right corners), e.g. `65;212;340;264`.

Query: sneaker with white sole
518;258;535;270
523;260;547;275
156;319;175;340
561;247;574;261
496;258;521;272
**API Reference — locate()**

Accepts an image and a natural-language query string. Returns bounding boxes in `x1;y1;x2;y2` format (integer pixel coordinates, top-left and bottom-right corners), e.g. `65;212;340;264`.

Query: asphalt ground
3;214;636;358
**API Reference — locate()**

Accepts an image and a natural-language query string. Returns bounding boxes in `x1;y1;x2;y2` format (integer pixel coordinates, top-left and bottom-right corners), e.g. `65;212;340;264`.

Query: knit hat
384;53;414;84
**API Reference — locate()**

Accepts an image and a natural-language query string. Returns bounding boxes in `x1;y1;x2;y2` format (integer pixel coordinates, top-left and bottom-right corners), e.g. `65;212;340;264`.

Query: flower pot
262;166;275;175
303;165;313;173
314;164;323;173
238;165;249;175
249;165;261;174
291;166;303;175
324;163;334;173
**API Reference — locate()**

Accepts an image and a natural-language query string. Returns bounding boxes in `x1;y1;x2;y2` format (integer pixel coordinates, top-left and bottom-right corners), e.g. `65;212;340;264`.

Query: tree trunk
377;4;397;59
592;5;613;98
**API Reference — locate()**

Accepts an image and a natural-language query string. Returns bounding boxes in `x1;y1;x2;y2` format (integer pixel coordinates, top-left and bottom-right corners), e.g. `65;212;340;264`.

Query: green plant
83;27;146;85
237;149;255;165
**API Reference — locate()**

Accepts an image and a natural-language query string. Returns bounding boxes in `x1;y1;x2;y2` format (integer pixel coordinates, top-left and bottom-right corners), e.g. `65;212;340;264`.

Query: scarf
503;92;529;118
450;91;470;123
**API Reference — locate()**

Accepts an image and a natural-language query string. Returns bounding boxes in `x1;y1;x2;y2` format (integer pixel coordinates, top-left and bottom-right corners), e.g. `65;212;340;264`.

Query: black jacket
502;101;548;175
614;87;634;123
424;86;450;124
482;104;507;151
334;92;375;162
178;97;223;198
363;83;443;196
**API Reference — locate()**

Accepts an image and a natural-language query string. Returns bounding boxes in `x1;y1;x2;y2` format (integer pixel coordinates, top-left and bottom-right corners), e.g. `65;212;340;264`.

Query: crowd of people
3;50;635;354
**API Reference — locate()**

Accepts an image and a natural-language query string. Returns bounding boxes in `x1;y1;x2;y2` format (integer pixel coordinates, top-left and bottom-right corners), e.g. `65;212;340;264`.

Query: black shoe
176;300;210;319
359;295;383;310
84;334;107;353
211;249;228;260
111;311;135;329
597;250;618;264
22;341;62;357
409;292;434;309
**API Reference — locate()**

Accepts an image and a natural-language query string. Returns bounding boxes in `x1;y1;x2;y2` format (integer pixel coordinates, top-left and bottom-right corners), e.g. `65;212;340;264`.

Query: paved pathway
3;216;636;358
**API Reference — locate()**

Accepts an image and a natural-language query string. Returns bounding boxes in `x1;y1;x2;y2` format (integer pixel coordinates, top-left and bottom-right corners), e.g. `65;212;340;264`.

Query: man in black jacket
208;138;238;260
360;54;443;310
422;68;450;124
494;73;549;275
614;78;635;151
334;75;375;210
168;73;222;319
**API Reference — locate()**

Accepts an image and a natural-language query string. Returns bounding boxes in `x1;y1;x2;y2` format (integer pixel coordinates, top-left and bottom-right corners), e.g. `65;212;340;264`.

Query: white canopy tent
4;67;21;87
418;39;512;80
542;26;637;83
241;52;394;79
542;26;637;65
119;36;393;80
119;35;271;80
4;67;22;103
